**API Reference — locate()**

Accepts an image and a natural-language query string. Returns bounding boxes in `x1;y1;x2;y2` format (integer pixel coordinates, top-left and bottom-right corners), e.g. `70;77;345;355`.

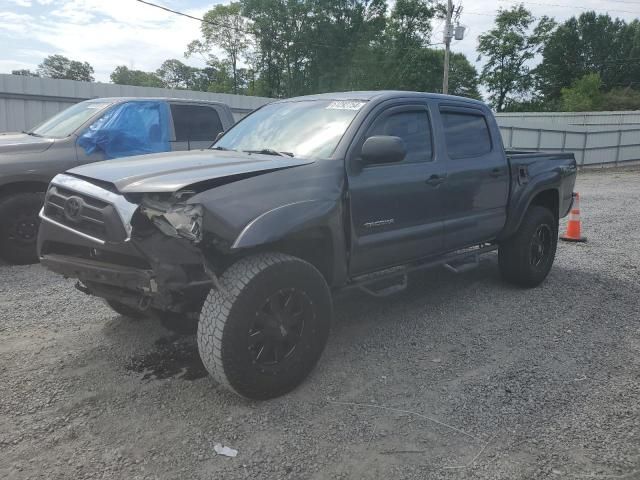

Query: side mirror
361;136;406;165
214;131;224;142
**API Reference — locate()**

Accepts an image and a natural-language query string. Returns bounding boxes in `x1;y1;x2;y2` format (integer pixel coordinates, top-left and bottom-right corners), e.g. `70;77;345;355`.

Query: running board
359;274;408;297
343;244;497;296
443;253;481;274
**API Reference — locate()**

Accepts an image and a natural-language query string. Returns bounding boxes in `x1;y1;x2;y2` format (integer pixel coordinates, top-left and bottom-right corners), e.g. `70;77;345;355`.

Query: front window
214;99;367;159
31;101;113;138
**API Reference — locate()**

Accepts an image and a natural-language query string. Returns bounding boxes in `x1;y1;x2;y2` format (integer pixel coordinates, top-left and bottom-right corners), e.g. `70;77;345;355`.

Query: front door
348;103;446;275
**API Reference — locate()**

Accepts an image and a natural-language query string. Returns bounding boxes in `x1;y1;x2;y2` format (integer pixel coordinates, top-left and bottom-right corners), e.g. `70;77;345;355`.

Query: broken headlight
140;192;203;243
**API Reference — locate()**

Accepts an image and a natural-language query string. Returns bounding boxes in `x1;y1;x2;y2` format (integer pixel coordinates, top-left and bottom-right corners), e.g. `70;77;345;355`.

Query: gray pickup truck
0;97;235;264
37;91;577;399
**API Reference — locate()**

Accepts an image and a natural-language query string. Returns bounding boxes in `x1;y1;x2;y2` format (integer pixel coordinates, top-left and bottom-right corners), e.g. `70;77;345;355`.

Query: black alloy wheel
248;288;310;366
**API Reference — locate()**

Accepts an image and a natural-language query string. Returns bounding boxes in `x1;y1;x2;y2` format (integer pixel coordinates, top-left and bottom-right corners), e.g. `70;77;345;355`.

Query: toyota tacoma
37;91;577;399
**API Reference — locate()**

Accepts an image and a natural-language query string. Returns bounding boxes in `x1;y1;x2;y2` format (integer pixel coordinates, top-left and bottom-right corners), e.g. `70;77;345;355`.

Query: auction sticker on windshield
326;100;367;110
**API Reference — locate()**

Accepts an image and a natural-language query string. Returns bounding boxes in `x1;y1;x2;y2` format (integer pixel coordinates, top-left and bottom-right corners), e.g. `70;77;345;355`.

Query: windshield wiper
22;130;42;137
243;148;293;157
211;146;234;151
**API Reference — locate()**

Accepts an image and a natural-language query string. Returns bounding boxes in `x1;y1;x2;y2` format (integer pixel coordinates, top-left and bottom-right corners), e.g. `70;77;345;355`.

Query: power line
464;11;499;17
607;0;640;4
497;0;640;15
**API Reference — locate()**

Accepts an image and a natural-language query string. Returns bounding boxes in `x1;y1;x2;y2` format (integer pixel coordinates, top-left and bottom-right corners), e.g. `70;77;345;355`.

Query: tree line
10;2;640;112
478;7;640;112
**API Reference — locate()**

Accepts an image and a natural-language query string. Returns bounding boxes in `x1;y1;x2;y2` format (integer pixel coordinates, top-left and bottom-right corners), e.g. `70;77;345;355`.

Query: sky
1;0;640;85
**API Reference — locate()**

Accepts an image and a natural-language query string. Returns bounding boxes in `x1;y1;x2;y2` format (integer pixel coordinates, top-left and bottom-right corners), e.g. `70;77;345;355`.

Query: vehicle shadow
97;254;638;396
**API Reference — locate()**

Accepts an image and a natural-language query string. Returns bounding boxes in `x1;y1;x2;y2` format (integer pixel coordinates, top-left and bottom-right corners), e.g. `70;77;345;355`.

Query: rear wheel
197;253;332;400
499;206;558;288
0;192;44;265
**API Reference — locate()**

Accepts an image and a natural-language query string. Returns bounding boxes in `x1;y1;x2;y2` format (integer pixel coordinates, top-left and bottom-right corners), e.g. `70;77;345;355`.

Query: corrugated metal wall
496;111;640;166
0;74;273;132
496;111;640;128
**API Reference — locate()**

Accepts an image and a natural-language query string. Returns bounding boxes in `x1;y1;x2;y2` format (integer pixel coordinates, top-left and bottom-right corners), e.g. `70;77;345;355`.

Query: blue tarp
77;101;170;159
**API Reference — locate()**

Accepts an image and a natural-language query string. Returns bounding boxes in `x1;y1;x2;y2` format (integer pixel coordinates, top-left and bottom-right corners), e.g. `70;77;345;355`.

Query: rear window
441;110;492;158
170;104;223;142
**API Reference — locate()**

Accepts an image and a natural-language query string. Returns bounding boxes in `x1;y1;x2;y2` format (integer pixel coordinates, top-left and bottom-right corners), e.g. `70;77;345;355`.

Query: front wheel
197;253;332;400
499;206;558;288
0;192;44;265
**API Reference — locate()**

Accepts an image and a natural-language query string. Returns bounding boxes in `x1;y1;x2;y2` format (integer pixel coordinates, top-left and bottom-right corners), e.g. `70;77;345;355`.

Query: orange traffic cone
560;192;587;242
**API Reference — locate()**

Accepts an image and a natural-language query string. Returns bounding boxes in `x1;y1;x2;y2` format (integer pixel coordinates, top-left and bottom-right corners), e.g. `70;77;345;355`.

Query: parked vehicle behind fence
37;91;577;400
0;97;235;264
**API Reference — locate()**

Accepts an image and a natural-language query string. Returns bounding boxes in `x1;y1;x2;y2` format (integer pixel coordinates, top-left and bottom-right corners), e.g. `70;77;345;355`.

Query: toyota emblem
64;196;84;222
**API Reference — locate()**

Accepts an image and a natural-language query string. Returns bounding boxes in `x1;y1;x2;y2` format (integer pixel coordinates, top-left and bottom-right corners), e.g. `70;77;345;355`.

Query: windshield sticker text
326;101;366;111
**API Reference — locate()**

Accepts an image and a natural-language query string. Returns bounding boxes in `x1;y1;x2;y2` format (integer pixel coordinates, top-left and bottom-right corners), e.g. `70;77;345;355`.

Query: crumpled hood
67;149;315;193
0;132;55;154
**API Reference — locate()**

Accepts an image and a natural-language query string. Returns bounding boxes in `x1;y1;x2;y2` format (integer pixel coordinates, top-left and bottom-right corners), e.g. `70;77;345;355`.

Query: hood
0;132;55;154
67;149;315;193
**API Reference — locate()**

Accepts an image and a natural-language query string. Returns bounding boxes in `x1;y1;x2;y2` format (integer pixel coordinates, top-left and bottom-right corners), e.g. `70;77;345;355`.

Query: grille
44;186;112;240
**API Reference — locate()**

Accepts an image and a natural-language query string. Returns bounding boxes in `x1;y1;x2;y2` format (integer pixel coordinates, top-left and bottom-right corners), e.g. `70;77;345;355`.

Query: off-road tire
0;192;45;265
198;253;332;400
499;206;558;288
105;299;147;319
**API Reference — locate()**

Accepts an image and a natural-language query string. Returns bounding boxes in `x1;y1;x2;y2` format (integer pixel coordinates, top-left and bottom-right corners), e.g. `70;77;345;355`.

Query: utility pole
442;0;453;95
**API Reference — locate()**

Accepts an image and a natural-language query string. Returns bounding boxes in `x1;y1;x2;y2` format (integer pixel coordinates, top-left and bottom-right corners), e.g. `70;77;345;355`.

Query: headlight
140;194;203;243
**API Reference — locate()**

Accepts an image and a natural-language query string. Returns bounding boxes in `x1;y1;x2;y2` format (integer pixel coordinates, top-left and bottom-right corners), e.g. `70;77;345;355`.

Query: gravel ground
1;168;639;480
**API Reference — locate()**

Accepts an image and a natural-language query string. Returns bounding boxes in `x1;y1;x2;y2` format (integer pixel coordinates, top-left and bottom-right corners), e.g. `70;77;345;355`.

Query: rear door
347;102;445;275
169;103;225;151
436;105;509;250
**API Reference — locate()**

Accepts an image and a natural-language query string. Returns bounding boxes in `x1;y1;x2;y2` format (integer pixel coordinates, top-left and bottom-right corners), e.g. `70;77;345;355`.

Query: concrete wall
0;74;273;132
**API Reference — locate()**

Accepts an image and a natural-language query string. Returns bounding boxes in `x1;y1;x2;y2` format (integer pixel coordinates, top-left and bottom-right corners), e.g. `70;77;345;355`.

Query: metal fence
498;124;640;167
495;110;640;128
0;74;273;132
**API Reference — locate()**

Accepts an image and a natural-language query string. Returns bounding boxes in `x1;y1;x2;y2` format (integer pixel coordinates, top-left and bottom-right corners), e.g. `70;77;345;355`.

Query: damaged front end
138;191;204;243
38;175;216;316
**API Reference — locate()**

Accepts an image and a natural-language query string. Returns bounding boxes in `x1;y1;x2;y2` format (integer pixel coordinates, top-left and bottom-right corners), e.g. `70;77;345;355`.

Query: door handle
489;168;502;178
425;174;446;186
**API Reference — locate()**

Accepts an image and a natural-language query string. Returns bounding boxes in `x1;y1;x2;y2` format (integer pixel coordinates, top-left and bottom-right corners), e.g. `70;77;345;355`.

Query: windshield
31;101;113;138
214;99;367;158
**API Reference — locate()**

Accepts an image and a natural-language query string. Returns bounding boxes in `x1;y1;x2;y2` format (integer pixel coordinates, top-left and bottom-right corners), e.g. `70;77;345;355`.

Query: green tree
187;2;250;94
537;12;637;101
560;73;603;111
110;66;164;87
477;5;555;112
189;0;479;99
11;69;39;77
601;87;640;111
155;59;200;89
37;54;94;81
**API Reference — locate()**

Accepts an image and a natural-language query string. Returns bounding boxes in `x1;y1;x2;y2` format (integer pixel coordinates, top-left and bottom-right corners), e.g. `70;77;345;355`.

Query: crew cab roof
277;90;487;108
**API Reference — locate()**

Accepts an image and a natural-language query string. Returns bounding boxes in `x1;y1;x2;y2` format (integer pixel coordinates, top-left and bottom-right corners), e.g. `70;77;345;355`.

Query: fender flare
232;199;340;249
501;171;560;240
231;199;348;285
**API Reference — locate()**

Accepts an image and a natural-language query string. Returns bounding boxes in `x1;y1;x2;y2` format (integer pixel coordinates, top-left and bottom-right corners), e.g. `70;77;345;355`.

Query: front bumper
37;177;211;312
40;253;156;293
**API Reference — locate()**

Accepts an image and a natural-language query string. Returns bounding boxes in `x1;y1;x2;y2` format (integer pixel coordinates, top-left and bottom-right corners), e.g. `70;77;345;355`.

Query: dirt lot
1;168;639;480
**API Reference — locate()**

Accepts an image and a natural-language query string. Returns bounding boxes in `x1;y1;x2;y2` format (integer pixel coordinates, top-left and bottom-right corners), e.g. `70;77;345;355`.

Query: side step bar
342;244;498;297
